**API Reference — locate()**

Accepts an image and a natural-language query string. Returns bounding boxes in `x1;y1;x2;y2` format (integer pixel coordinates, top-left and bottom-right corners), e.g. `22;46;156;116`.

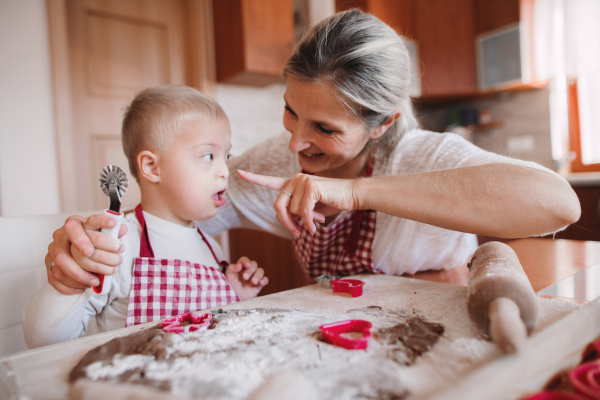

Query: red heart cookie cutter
161;312;212;334
331;279;365;297
569;361;600;398
319;319;372;350
521;392;589;400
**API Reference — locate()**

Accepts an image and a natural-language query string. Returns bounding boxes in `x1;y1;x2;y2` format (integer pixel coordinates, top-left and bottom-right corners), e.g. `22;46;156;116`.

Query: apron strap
195;226;229;271
301;158;375;254
135;204;155;258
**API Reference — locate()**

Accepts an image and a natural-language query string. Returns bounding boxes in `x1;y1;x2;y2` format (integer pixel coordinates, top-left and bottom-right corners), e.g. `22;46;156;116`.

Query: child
22;86;268;347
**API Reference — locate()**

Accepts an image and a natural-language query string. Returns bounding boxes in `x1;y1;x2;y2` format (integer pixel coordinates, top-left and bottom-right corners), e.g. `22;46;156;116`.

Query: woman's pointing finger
237;170;288;191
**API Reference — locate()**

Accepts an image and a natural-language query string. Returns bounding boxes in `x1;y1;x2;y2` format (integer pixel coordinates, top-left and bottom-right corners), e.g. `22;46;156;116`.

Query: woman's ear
370;111;401;140
137;151;161;183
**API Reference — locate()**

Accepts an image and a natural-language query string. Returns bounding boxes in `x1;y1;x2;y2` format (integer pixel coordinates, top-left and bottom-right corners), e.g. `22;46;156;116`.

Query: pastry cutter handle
93;210;124;295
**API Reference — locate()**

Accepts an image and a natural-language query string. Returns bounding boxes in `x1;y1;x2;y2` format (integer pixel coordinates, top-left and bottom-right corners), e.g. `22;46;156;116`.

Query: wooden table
1;272;597;400
411;238;600;292
2;239;600;400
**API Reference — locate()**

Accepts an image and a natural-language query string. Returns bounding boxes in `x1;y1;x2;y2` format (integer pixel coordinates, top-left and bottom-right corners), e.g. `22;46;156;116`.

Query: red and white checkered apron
126;205;239;327
293;164;378;280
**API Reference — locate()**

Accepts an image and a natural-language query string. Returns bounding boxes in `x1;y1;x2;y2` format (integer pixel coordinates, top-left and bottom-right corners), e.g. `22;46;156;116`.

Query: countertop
410;238;600;298
2;239;599;400
0;274;588;400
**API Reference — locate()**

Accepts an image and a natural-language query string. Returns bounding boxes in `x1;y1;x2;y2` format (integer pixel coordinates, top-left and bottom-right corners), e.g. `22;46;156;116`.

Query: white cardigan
199;129;564;275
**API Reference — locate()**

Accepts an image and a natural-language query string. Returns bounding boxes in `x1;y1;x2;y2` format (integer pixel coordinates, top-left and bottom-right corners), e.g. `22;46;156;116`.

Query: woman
46;10;580;294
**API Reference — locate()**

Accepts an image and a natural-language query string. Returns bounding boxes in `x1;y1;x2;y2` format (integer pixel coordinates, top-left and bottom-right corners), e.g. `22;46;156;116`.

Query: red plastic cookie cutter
521;392;589;400
319;319;372;350
569;361;600;399
331;279;365;297
161;312;212;334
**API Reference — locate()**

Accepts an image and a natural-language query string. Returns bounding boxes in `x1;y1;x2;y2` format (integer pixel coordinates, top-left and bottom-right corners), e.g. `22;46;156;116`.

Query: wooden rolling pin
467;241;539;354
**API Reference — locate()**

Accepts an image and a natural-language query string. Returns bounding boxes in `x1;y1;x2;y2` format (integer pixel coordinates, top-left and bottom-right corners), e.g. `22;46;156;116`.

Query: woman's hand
46;214;127;294
238;170;359;237
240;164;581;239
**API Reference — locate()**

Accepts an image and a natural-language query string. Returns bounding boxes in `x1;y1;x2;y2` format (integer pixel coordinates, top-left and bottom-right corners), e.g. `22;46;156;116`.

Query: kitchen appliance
477;23;531;90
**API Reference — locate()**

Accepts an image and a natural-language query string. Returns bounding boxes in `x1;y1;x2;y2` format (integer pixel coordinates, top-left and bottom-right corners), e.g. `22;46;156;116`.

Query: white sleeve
21;219;138;348
21;285;107;348
198;133;296;239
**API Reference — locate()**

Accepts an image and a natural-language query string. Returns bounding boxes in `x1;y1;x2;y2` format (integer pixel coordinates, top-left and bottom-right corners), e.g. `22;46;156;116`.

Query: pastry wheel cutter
95;165;129;295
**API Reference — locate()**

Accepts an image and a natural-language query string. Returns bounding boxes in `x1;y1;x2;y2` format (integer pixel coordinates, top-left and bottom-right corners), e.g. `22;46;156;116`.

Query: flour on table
69;295;581;400
71;307;443;400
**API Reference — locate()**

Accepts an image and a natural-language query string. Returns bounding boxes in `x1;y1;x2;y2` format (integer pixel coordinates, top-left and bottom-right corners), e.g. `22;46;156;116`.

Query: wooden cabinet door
336;0;478;99
61;0;204;211
213;0;294;86
413;0;478;98
473;0;520;35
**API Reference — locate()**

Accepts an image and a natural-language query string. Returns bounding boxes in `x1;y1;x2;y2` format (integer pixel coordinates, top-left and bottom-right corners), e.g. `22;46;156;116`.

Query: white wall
417;87;555;170
0;0;61;217
215;83;287;157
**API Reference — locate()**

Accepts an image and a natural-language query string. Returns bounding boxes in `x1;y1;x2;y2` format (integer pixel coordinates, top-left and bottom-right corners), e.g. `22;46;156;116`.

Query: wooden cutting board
0;274;588;400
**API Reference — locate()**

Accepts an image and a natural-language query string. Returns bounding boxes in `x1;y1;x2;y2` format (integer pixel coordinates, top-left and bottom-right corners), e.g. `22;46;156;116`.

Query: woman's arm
356;163;580;238
238;163;581;239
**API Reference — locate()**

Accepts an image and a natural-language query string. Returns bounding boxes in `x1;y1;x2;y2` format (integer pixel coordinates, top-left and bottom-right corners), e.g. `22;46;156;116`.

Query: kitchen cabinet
474;0;520;34
553;186;600;242
212;0;294;86
335;0;533;101
413;0;478;98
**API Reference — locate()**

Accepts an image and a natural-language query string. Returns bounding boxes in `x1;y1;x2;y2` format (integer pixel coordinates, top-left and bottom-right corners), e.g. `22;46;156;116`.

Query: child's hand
225;256;269;300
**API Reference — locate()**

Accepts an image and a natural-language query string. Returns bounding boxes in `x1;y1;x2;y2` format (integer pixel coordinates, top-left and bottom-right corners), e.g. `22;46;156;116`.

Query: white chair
0;211;97;358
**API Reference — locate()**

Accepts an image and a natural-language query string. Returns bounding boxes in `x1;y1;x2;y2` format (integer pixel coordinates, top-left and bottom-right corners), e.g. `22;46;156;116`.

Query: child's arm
225;256;269;300
21;284;108;348
22;220;135;348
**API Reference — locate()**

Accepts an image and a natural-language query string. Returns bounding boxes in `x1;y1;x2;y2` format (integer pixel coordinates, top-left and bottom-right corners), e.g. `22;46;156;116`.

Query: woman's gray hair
284;9;419;156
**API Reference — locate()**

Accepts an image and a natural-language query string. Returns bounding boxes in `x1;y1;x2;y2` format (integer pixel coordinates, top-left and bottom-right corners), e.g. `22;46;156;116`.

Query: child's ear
137;151;160;183
370;110;401;140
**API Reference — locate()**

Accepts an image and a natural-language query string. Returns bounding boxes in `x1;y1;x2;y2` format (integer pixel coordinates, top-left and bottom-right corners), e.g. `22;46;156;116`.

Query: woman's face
283;77;373;177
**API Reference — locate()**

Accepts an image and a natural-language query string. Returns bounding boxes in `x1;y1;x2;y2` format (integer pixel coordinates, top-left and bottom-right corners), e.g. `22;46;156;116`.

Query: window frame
568;82;600;172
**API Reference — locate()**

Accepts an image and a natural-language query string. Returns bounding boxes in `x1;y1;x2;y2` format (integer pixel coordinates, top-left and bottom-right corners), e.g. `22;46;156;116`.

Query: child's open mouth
212;189;226;206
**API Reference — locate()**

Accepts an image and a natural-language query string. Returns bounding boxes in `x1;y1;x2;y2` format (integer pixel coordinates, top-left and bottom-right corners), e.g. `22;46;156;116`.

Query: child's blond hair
122;85;227;181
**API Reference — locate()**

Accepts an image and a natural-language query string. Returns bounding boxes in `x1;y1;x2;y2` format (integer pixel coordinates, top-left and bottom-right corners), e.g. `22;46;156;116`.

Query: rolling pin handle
488;297;528;354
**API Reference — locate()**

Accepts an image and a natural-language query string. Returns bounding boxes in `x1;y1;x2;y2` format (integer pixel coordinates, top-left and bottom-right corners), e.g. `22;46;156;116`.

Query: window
568;74;600;172
534;0;600;172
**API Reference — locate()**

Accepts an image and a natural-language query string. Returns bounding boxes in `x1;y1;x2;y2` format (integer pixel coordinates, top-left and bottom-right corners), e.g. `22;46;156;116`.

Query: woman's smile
298;150;325;162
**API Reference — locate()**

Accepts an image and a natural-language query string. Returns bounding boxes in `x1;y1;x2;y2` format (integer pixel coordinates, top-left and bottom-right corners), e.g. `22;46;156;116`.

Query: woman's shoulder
398;128;475;149
378;128;483;175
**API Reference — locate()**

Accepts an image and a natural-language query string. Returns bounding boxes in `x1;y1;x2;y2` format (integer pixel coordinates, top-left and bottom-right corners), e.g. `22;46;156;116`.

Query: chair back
0;212;96;358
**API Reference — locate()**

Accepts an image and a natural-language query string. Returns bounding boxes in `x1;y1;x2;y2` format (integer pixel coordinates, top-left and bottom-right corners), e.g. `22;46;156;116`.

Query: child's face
158;117;231;225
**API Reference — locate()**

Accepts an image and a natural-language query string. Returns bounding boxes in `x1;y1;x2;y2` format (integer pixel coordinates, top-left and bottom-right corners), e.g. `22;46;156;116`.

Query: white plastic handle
93;210;124;295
